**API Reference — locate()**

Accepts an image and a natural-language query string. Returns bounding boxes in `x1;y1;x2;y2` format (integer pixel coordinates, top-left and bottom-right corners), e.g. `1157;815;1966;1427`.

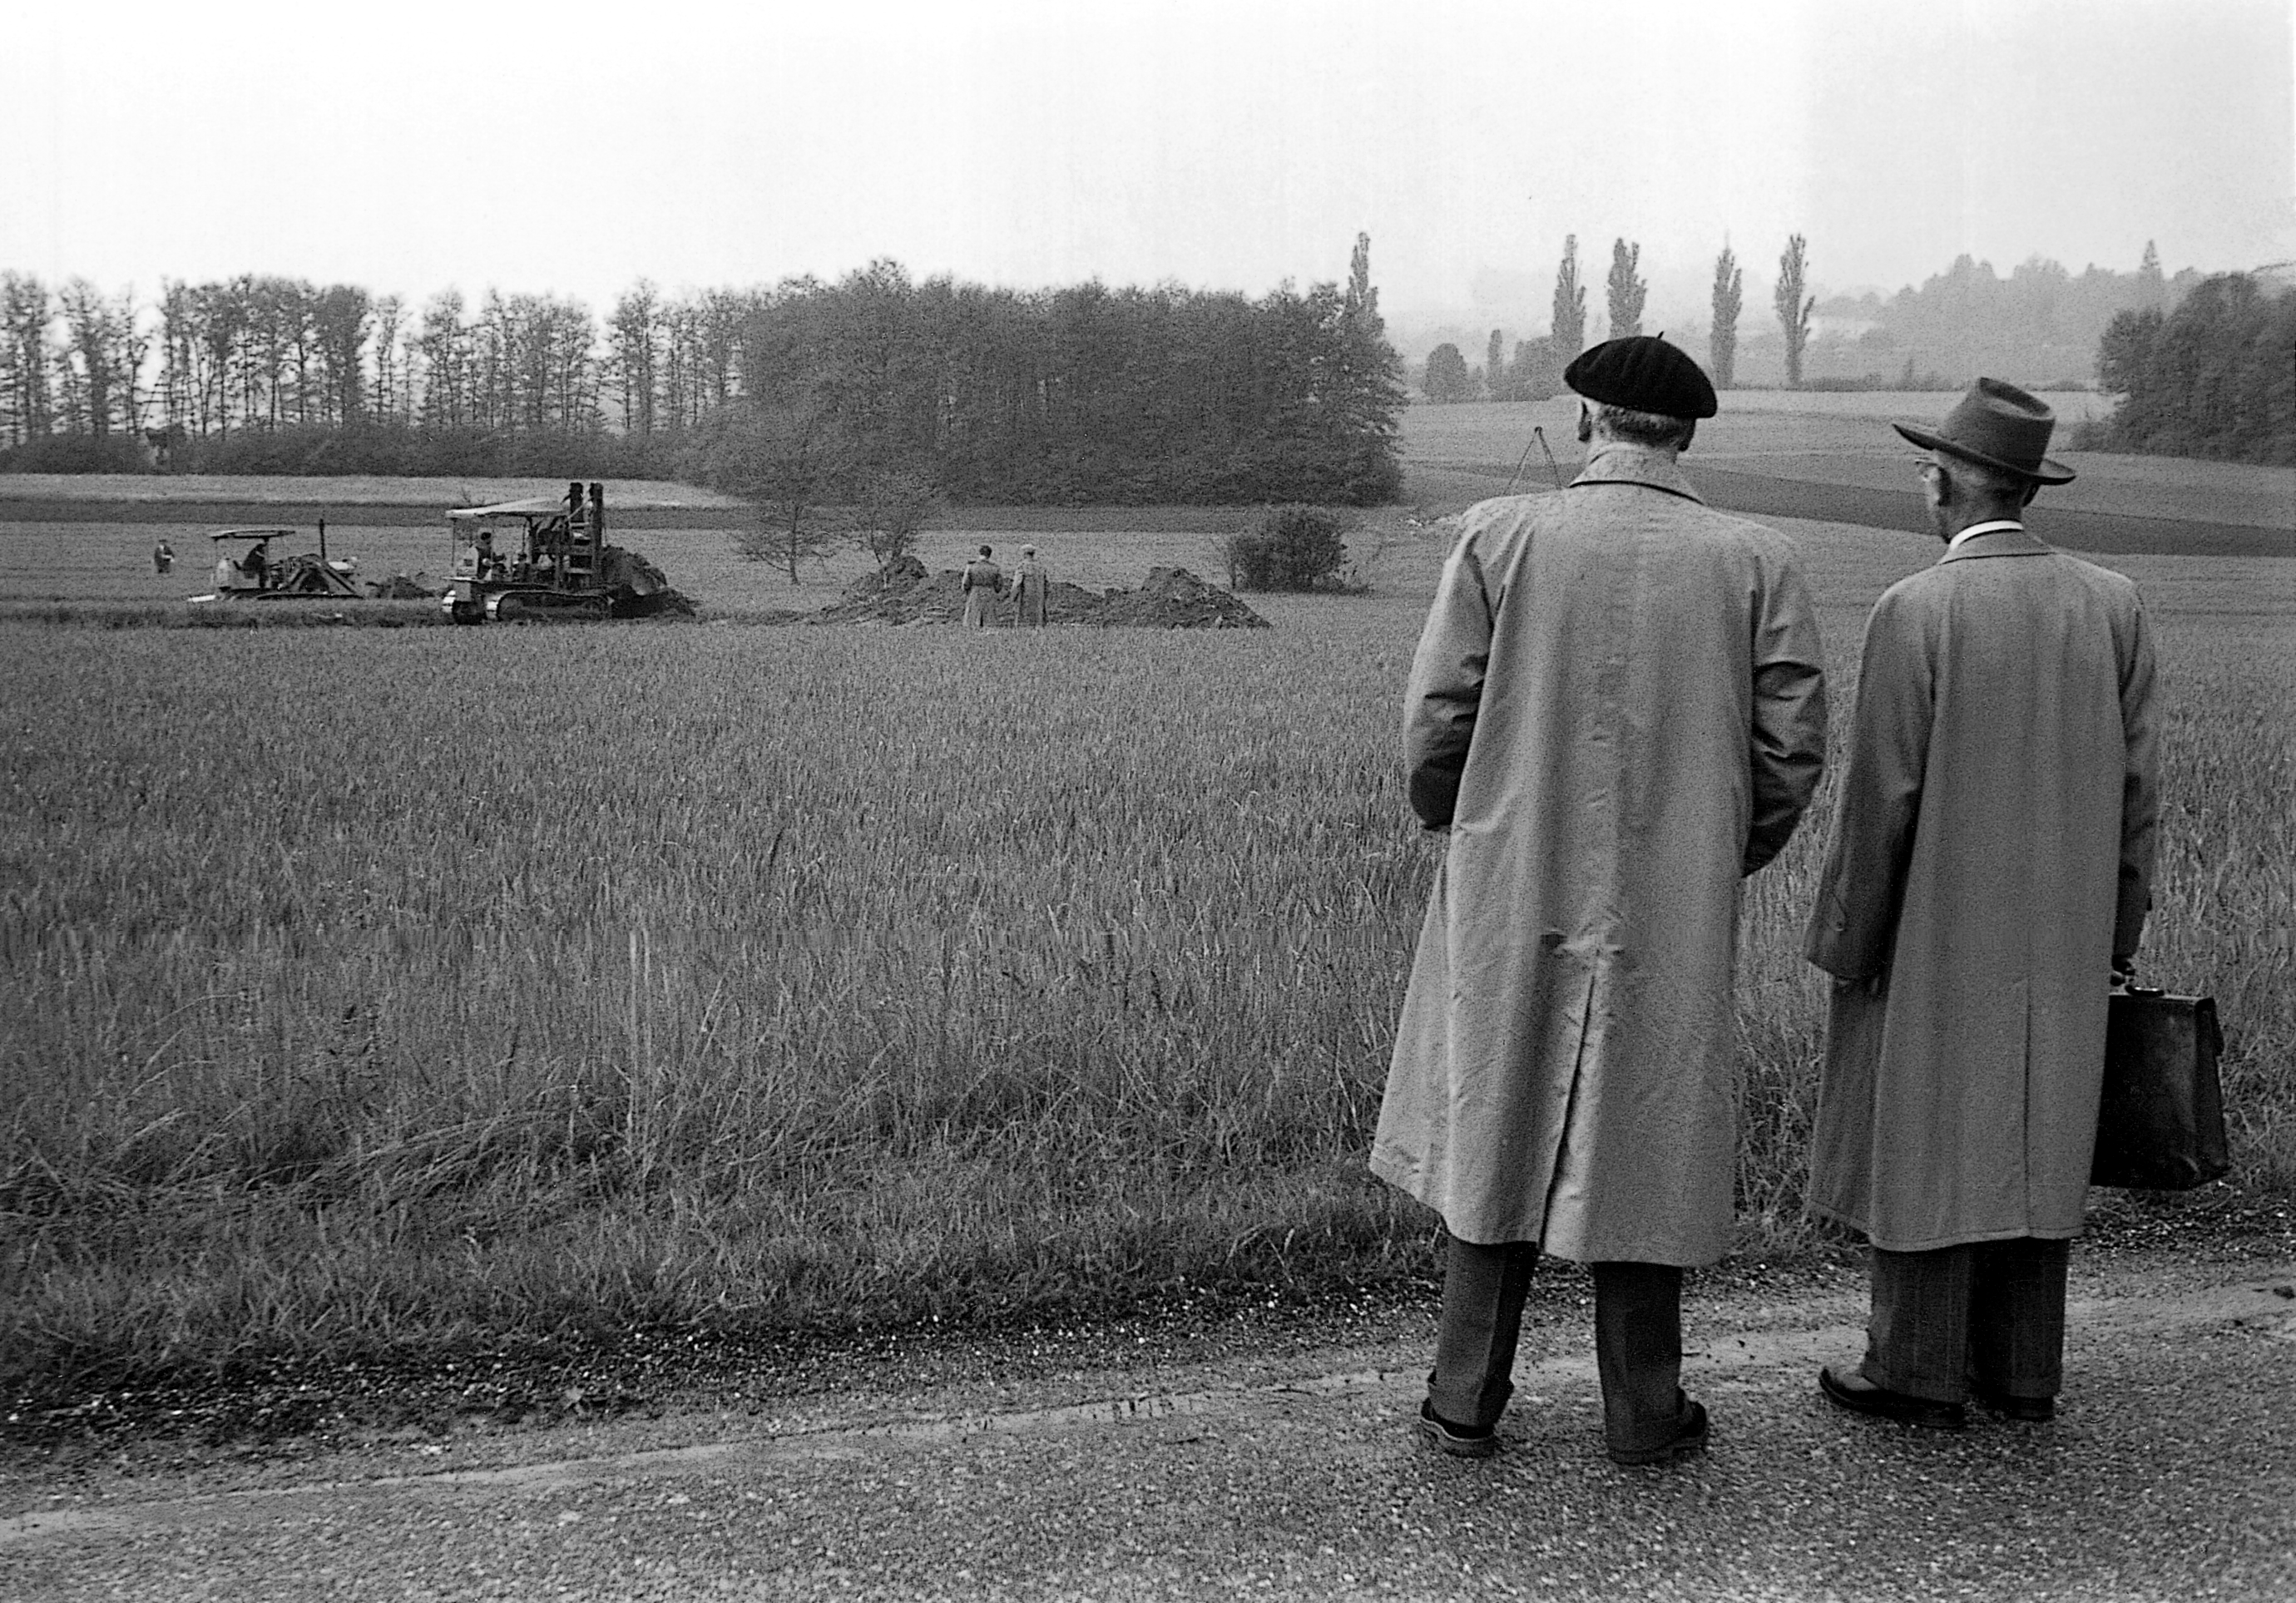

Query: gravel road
5;1256;2292;1601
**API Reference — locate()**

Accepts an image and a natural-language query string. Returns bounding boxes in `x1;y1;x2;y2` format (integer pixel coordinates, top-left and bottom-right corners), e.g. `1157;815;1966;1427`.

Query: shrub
1225;503;1348;591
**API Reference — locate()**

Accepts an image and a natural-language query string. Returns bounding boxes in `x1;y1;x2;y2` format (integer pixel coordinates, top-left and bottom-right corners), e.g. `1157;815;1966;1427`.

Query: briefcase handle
2109;984;2226;1056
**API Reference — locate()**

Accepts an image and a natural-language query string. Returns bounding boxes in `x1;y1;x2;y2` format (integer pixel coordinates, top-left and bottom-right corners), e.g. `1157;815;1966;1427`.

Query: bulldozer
193;527;365;601
443;482;685;623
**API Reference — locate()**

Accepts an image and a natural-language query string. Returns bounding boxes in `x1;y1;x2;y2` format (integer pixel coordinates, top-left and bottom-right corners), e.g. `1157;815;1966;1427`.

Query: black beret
1563;335;1718;420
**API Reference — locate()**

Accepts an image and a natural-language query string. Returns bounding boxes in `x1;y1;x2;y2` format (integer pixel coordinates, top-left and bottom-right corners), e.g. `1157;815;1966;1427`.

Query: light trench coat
1804;528;2160;1251
1372;444;1828;1264
1008;557;1049;626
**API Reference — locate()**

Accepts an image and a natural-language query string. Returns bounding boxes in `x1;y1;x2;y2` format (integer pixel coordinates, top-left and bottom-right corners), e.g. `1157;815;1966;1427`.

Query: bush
1225;503;1348;591
852;467;943;571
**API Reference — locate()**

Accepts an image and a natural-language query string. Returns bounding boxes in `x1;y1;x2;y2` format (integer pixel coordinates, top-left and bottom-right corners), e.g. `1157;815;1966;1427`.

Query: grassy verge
2;527;2289;1403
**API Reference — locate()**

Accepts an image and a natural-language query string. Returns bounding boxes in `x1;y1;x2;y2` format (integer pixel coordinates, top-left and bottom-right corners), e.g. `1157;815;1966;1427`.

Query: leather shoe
1972;1386;2056;1422
1608;1398;1710;1467
1818;1365;1967;1430
1418;1399;1498;1459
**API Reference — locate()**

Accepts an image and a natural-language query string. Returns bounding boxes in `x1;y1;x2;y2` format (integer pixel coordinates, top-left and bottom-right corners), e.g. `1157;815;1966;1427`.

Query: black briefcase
2091;988;2229;1190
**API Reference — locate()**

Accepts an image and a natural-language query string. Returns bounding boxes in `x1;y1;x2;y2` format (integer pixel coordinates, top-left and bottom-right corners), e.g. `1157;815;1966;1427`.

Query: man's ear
1576;403;1593;444
2020;480;2040;507
1922;463;1951;513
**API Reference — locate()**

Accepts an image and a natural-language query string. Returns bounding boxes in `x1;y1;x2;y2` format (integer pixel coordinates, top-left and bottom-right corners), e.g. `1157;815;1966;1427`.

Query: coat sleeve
1743;554;1828;874
2114;595;2162;961
1402;535;1496;829
1804;586;1932;980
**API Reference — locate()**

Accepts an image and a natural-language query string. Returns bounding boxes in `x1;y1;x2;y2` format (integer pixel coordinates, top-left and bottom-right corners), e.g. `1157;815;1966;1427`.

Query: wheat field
2;498;2289;1393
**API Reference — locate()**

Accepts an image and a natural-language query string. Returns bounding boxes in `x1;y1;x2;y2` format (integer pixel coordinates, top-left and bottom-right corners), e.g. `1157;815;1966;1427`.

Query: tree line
2096;271;2296;466
0;243;1407;506
1423;237;2204;401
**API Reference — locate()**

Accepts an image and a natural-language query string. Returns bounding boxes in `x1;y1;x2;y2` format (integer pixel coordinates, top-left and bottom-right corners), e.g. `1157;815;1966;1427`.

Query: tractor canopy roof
207;528;295;543
448;497;568;522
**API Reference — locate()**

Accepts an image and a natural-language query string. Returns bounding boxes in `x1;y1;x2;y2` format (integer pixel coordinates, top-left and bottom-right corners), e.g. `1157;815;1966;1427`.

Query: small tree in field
1225;503;1348;591
700;399;856;582
1423;343;1472;403
852;466;942;572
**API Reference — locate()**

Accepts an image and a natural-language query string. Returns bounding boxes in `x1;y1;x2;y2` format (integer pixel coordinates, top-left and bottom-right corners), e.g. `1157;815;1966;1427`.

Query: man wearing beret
1806;378;2160;1429
1373;335;1828;1466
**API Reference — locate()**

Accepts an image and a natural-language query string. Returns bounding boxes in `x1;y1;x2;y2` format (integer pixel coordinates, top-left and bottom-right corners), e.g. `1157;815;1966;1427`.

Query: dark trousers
1861;1238;2072;1404
1428;1239;1690;1454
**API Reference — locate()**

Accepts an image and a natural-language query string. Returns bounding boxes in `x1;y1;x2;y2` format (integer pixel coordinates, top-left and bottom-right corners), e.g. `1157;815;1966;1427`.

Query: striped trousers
1862;1238;2072;1404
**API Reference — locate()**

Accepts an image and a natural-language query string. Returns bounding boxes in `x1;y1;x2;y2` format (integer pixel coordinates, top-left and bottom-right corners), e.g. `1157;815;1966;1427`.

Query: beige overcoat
1804;528;2160;1251
1010;557;1049;626
1371;444;1828;1263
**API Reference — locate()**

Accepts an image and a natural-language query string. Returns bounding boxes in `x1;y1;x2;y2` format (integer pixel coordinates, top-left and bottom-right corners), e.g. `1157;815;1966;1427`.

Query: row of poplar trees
1429;234;1816;403
0;242;1408;506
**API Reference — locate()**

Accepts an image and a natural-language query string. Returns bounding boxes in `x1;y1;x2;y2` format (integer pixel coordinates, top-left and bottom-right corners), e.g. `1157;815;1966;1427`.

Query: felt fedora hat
1894;377;2076;484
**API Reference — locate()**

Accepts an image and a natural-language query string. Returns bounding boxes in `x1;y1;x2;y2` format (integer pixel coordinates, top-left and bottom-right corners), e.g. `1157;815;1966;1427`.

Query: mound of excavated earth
815;557;1269;629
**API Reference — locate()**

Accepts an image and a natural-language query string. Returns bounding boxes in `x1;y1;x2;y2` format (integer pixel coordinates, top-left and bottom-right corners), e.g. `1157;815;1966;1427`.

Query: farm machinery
195;527;364;601
443;482;685;623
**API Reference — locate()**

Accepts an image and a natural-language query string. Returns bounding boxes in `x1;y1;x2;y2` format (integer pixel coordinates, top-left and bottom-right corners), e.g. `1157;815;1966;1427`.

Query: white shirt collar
1947;519;2024;553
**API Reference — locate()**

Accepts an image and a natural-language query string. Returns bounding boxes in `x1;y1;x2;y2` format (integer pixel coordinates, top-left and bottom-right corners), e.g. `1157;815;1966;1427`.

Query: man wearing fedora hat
1804;378;2160;1429
1374;335;1828;1467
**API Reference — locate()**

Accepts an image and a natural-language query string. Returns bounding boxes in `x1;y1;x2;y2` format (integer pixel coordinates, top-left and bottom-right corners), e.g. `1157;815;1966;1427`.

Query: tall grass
1;621;1435;1382
2;532;2289;1392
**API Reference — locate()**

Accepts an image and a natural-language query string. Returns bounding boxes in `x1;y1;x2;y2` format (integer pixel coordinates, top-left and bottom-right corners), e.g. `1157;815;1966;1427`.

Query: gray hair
1935;453;2032;505
1590;402;1695;451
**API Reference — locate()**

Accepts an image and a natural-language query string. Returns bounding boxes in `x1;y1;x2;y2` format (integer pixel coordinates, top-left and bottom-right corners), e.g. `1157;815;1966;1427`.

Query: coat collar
1937;525;2052;563
1570;441;1705;504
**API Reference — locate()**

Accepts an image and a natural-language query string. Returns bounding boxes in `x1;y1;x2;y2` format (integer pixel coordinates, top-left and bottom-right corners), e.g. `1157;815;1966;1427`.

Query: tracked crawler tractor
443;482;683;623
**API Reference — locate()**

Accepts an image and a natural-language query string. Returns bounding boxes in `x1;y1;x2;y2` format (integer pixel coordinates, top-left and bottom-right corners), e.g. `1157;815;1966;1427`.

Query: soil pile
602;547;700;618
815;557;1269;630
1094;566;1269;629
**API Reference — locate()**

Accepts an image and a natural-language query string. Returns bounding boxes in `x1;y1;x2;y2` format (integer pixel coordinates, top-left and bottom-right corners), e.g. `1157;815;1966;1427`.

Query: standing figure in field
1374;335;1828;1467
152;540;174;576
1008;545;1049;627
961;545;1003;628
1806;378;2160;1430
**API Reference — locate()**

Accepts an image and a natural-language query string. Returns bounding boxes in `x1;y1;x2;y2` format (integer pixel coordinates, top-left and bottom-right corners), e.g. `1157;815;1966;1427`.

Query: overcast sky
6;0;2291;344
